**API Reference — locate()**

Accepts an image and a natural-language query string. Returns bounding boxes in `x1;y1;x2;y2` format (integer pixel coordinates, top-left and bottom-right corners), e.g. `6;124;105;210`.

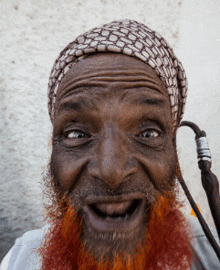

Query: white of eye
141;130;159;138
67;131;87;139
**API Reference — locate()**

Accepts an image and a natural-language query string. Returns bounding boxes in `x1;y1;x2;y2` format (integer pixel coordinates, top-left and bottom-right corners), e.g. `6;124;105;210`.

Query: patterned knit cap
48;19;187;130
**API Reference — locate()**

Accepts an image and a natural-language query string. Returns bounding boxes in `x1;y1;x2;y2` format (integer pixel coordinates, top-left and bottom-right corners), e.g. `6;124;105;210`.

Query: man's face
50;53;177;259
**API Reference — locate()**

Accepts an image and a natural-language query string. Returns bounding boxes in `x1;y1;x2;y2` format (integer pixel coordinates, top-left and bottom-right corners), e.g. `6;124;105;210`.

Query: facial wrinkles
64;166;176;211
55;79;169;129
57;97;170;132
53;89;174;196
50;54;178;260
57;89;167;120
56;70;166;103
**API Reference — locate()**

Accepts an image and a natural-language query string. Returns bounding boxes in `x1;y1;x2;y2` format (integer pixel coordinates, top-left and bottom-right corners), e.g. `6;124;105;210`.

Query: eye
140;130;159;138
135;127;164;148
66;130;89;139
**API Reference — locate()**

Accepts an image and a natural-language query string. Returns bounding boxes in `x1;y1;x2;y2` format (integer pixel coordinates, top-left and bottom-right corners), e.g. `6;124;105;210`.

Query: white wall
0;0;220;259
176;0;220;226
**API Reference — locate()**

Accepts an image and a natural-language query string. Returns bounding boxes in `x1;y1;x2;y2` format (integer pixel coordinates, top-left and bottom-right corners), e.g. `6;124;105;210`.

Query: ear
172;134;176;146
171;134;182;184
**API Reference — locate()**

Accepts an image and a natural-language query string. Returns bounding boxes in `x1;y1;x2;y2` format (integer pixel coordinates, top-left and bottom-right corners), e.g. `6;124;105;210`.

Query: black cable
180;121;220;261
181;121;201;138
178;177;220;261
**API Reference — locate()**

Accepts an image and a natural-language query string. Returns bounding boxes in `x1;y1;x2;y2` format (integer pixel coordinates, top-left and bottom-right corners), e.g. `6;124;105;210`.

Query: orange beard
38;193;192;270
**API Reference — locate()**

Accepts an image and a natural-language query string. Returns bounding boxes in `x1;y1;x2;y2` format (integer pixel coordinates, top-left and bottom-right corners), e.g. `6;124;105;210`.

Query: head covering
48;19;187;130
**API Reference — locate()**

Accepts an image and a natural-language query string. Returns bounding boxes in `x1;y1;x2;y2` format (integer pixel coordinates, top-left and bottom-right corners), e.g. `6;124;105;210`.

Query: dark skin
50;53;177;259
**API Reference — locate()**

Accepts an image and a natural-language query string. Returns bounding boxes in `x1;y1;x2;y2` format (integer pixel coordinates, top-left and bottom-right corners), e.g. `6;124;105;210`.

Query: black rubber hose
180;121;220;261
178;176;220;261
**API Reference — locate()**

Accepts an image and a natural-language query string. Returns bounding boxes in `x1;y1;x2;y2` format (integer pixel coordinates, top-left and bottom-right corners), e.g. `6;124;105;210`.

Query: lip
82;192;147;232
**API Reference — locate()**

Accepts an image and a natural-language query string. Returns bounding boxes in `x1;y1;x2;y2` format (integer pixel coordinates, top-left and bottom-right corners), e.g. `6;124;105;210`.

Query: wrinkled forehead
56;52;169;102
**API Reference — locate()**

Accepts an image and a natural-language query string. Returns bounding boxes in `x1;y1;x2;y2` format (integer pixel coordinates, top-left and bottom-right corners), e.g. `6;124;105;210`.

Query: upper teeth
94;200;133;216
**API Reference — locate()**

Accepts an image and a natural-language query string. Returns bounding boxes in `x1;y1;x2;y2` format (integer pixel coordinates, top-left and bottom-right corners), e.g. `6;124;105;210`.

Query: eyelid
63;121;90;134
138;119;163;130
137;124;162;134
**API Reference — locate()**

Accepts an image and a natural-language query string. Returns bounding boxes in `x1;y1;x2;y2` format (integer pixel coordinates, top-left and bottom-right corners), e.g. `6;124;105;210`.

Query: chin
82;216;147;261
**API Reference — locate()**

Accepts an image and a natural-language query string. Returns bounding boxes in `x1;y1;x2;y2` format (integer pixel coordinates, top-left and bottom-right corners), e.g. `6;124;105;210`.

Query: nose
88;127;137;188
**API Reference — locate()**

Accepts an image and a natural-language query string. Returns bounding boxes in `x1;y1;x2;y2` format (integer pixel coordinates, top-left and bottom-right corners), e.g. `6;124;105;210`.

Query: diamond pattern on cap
48;20;188;130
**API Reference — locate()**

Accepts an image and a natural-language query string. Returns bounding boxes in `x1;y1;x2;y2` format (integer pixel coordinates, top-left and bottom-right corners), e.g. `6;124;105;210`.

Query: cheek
142;144;177;190
50;147;88;191
152;159;176;186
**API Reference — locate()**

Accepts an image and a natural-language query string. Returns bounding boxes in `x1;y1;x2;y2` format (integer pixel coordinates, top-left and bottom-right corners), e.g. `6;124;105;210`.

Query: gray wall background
0;0;220;261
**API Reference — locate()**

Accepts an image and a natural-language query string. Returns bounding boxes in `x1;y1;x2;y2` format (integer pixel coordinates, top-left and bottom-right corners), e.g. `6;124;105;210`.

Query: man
1;20;219;270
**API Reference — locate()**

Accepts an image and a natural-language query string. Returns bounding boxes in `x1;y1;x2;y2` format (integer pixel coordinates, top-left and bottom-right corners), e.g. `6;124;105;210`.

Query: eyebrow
140;98;165;105
59;96;165;111
130;96;165;106
59;98;91;112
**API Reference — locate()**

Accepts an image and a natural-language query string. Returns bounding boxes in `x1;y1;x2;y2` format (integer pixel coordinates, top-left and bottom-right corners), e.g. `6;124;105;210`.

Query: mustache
70;180;177;222
42;165;177;219
67;176;159;210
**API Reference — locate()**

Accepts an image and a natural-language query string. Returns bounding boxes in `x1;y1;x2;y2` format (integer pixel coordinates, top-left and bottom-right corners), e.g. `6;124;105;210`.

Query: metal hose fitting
196;136;212;162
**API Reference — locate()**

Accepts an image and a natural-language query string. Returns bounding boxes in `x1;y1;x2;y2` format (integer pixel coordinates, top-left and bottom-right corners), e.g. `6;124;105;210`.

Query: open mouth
83;193;146;232
91;199;141;219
